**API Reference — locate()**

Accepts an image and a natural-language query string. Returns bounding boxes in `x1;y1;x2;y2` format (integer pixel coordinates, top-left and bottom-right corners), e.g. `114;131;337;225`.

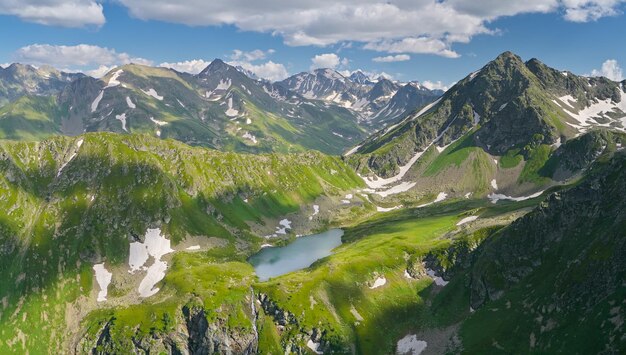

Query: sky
0;0;624;89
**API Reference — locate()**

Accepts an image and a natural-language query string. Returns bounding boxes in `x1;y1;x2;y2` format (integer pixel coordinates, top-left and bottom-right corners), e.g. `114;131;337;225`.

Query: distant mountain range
0;60;441;155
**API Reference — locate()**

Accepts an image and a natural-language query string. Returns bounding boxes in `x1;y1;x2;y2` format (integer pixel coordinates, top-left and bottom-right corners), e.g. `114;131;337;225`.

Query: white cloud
310;53;349;70
590;59;623;81
159;59;211;74
422;80;455;91
228;60;289;81
364;38;460;58
13;44;152;68
230;49;275;62
0;0;105;27
113;0;625;57
372;54;411;63
562;0;625;22
86;65;115;78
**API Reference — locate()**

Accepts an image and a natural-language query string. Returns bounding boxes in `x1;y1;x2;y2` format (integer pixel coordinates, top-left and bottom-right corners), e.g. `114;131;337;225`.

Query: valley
0;51;625;354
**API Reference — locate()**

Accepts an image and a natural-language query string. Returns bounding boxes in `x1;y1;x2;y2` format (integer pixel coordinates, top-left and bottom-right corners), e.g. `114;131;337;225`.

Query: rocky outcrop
468;151;626;310
76;303;257;355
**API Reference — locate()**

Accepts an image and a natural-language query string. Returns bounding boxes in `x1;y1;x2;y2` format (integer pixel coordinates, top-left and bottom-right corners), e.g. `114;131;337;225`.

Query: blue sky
0;0;624;88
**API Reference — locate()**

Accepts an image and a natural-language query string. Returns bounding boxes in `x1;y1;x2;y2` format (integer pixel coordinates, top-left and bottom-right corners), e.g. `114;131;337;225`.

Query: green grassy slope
0;132;363;353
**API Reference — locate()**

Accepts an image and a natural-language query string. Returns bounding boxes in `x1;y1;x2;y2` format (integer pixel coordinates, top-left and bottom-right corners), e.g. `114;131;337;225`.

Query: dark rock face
78;304;258;355
468;152;626;310
353;51;624;178
182;305;257;355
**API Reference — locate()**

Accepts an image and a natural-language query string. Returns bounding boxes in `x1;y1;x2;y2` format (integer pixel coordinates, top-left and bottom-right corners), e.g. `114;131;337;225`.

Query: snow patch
377;205;401;212
93;263;112;302
115;113;127;131
397;334;427;355
216;78;231;91
457;216;479;226
127;228;174;298
369;277;387;289
243;132;257;144
307;340;323;354
488;190;544;204
491;179;498;190
417;192;447;208
126;96;136;109
376;181;417;197
344;145;362;156
57;138;84;177
274;219;292;235
105;70;123;88
149;116;168;126
91;90;104;112
225;97;239;117
142;88;163;101
186;245;200;251
426;268;448;286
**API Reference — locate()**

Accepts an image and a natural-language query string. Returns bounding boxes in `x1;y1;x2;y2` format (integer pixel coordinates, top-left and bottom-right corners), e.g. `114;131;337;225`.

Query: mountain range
1;51;625;354
0;60;441;155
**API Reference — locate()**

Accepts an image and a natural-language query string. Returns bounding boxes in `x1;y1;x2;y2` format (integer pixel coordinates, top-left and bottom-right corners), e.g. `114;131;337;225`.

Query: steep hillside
0;133;365;353
279;69;441;127
0;63;82;107
0;61;370;155
345;52;626;202
458;150;626;353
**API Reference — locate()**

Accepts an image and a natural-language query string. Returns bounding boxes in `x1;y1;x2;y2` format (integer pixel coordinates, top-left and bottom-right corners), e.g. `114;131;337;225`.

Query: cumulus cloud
310;53;349;70
230;49;275;62
372;54;411;63
159;59;211;74
113;0;625;57
225;49;288;81
422;80;455;91
229;60;289;81
562;0;625;22
13;44;152;68
591;59;623;81
0;0;105;27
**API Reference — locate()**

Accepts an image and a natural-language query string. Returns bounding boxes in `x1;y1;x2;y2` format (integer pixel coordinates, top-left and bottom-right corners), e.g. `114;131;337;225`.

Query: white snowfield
344;144;362;156
115;113;128;131
215;78;231;91
127;228;174;298
106;70;123;88
426;268;449;286
491;179;498;190
360;110;456;198
369;276;387;289
275;219;292;235
186;245;200;251
553;90;626;132
488;190;544;204
417;192;447;208
243;132;257;144
149;116;168;126
377;205;401;212
225;97;239;117
306;340;323;354
57;138;84;177
396;334;427;355
90;70;125;113
91;90;104;113
376;181;417;198
309;204;320;220
93;263;112;302
126;96;136;109
142;88;164;101
457;215;479;226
